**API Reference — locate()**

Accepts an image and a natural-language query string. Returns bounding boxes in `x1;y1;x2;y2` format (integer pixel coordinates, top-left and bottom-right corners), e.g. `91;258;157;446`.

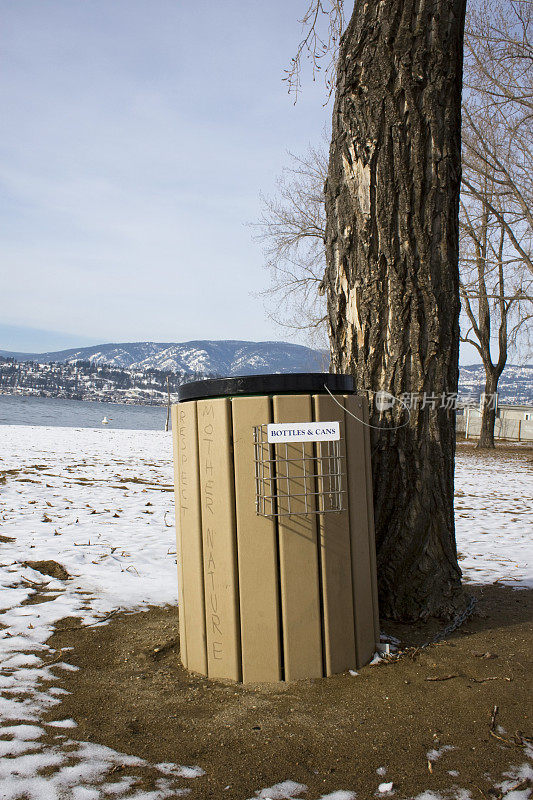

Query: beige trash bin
171;373;379;684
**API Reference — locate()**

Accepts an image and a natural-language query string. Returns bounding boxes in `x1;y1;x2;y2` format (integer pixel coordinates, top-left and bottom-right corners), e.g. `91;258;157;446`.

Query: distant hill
457;363;532;405
0;340;328;376
0;340;530;404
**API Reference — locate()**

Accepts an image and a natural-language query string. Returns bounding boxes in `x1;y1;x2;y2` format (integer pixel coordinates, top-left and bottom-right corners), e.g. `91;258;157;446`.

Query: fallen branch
489;705;532;749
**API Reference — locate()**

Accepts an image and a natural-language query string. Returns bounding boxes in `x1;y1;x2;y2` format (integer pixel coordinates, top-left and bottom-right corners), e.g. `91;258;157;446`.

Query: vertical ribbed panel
197;398;242;681
313;395;357;675
173;401;207;675
272;394;323;680
171;405;188;669
232;396;282;683
344;395;378;667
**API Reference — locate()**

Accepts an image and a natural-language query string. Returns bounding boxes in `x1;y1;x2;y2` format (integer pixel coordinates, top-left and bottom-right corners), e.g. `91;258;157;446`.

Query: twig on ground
53;609;119;633
489;705;532;748
425;674;459;681
490;779;533;800
21;576;50;589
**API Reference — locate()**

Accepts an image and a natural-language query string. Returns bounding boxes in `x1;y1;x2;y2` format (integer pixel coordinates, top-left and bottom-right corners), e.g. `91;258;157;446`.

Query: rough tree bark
324;0;467;620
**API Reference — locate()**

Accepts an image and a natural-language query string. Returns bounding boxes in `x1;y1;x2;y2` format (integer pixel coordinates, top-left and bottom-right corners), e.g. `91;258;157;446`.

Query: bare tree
460;0;533;447
462;0;533;276
255;0;531;619
323;0;467;621
253;146;328;338
459;169;532;449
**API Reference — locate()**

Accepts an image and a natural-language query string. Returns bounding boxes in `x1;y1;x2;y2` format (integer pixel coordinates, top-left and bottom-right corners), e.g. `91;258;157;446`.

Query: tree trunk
476;369;501;449
324;0;467;620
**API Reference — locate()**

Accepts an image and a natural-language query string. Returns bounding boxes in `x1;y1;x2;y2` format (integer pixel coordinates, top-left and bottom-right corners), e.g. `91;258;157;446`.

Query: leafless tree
462;0;533;275
257;0;532;447
252;0;533;620
253;146;328;341
323;0;469;620
459;182;532;447
460;0;533;447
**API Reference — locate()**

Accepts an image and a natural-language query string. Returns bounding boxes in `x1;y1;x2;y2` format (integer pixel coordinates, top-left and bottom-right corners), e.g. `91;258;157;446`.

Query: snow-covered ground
0;426;531;800
455;448;533;588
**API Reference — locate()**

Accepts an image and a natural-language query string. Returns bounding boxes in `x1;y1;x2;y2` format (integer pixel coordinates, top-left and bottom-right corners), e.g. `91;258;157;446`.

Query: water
0;395;168;430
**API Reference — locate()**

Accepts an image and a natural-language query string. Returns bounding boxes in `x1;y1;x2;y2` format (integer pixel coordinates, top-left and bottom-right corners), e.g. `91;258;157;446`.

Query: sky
1;0;332;352
0;0;493;364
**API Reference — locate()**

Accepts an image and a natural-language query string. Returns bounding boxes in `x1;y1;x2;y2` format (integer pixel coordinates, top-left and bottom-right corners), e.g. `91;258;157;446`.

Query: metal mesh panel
253;424;345;517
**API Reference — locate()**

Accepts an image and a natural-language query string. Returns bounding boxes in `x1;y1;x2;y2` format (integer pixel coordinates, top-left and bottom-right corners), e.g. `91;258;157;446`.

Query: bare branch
284;1;346;101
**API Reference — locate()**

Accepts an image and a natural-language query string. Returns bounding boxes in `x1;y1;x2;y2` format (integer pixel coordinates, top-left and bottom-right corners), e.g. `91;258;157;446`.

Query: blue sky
1;0;331;351
1;1;489;364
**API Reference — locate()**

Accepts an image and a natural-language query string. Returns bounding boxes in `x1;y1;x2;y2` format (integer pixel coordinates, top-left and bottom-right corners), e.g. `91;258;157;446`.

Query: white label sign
267;421;340;443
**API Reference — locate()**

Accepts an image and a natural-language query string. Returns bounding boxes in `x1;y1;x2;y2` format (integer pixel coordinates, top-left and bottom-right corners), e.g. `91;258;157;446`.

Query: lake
0;395;169;430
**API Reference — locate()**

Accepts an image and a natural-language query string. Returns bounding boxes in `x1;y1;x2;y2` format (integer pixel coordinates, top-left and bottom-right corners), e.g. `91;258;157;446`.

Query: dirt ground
44;582;532;800
456;440;533;457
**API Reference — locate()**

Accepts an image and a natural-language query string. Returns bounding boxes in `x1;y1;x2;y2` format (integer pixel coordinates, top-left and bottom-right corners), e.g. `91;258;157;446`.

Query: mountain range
0;340;531;404
0;340;328;376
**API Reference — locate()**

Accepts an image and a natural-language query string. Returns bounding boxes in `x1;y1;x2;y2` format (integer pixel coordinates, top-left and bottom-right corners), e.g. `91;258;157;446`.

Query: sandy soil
43;583;532;800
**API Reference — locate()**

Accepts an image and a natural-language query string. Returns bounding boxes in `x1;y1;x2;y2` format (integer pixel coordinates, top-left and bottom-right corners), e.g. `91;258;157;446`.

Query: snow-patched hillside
1;341;531;402
0;340;328;376
458;363;533;405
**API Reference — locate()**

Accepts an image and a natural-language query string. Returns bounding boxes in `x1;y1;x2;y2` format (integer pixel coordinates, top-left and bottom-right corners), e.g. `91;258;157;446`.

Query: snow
250;781;308;799
455;451;533;588
496;762;533;799
319;794;357;800
413;794;473;800
0;425;531;799
248;784;356;800
0;426;201;799
426;746;455;763
377;782;394;794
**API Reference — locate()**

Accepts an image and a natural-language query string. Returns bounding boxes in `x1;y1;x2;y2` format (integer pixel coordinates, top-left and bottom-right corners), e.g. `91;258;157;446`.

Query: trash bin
171;373;379;684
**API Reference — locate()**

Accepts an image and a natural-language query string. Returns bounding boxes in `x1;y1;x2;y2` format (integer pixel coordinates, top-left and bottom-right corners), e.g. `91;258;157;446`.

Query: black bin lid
177;372;354;402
